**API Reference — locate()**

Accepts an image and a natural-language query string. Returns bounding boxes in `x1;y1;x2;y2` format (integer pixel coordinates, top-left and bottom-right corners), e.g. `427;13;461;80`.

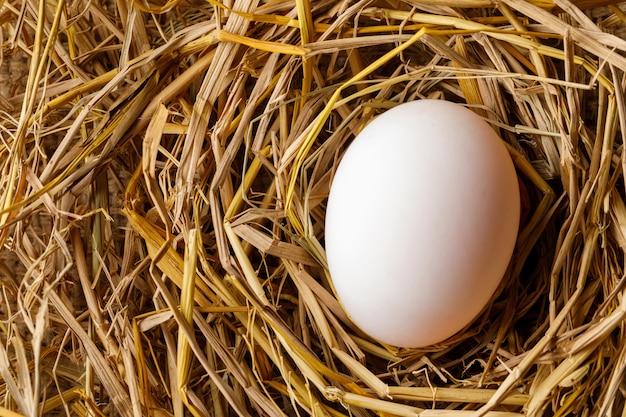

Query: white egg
324;99;520;348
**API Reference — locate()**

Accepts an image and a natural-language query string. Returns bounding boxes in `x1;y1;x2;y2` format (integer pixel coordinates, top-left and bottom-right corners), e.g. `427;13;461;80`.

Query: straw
1;0;626;416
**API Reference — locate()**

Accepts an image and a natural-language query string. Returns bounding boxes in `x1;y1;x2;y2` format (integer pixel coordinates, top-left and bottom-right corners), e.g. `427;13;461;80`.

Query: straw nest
2;0;626;416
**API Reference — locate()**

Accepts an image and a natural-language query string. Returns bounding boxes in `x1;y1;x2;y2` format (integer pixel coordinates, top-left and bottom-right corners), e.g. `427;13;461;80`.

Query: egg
324;99;520;348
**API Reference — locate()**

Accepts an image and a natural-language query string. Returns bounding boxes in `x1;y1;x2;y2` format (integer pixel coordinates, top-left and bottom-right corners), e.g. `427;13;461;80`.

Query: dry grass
1;0;626;416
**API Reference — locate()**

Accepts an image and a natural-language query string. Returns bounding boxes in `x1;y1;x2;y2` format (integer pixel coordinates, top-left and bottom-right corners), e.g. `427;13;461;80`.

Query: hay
1;0;626;416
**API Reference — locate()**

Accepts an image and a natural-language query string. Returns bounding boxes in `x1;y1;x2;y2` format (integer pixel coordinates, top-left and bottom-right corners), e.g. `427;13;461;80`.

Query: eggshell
324;99;520;348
